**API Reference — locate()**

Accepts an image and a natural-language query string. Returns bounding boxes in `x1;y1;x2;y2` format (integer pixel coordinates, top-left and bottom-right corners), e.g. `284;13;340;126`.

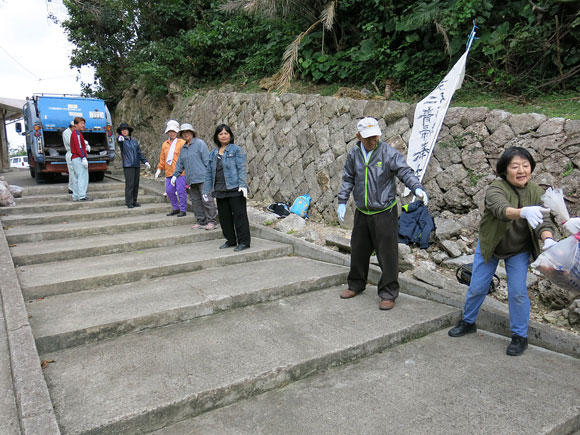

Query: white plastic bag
9;185;24;198
541;187;570;224
531;235;580;295
0;182;15;207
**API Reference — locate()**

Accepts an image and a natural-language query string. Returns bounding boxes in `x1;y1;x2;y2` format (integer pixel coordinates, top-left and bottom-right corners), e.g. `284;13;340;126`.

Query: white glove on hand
337;204;346;222
414;188;429;205
520;206;550;229
238;187;247;198
202;194;209;202
81;157;88;169
155;169;161;179
564;217;580;235
170;176;177;187
84;140;91;153
542;238;557;250
144;162;151;170
117;135;124;142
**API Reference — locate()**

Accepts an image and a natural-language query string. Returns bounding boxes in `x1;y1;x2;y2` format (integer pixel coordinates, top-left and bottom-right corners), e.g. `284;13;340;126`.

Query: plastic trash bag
532;235;580;295
9;185;24;198
0;181;16;207
541;187;570;224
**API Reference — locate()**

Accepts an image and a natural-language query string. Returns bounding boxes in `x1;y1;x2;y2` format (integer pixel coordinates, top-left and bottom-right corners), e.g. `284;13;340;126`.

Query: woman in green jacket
448;146;555;356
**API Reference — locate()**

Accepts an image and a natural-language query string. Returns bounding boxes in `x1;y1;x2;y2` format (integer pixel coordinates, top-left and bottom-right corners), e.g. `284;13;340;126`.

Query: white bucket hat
357;117;382;138
179;123;195;137
165;120;180;134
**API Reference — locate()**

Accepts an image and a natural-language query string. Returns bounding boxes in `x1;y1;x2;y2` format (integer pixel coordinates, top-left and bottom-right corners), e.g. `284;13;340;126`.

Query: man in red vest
69;116;93;201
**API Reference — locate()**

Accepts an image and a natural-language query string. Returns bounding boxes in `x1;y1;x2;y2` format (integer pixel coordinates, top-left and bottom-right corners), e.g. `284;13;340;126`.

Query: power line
0;45;42;80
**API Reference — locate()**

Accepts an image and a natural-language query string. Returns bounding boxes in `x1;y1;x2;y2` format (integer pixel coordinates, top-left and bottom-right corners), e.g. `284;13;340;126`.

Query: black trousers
123;167;140;206
216;195;251;246
348;207;399;301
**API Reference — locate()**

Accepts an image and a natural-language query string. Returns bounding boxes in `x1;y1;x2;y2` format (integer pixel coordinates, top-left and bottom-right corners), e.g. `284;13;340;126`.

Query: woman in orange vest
155;120;187;216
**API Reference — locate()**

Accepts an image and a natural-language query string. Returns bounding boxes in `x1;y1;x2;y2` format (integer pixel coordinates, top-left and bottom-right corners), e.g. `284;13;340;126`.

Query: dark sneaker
133;203;141;207
79;197;93;202
176;211;187;217
167;209;179;216
127;204;134;209
448;320;477;337
506;335;528;356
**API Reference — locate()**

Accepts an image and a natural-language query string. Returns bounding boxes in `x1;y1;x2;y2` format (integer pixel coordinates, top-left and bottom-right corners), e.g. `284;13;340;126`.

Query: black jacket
118;136;148;168
398;201;435;249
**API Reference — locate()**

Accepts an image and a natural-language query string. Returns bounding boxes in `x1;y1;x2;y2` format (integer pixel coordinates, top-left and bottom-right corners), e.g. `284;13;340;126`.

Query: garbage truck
15;94;116;183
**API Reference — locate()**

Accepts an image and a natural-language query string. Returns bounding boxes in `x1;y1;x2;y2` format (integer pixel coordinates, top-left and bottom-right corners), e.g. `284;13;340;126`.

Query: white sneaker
204;222;216;230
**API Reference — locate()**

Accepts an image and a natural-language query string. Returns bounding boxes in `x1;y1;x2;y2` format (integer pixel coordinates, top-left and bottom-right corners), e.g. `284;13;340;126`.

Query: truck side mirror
15;122;22;134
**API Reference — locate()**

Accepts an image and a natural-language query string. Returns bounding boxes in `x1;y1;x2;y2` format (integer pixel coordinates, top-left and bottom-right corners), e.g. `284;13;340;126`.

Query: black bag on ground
267;202;290;217
455;263;499;294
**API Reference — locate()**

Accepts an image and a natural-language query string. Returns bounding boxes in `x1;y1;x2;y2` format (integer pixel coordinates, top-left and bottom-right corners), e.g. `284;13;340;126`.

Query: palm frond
320;0;336;31
268;18;323;92
221;0;308;19
435;21;451;56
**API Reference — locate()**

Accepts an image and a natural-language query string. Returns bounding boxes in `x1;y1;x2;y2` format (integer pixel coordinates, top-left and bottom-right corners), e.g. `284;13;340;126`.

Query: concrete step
10;224;222;265
40;289;459;435
0;203;171;226
20;180;125;196
154;329;580;435
18;238;293;299
4;213;191;244
0;195;165;215
29;257;349;352
15;188;148;203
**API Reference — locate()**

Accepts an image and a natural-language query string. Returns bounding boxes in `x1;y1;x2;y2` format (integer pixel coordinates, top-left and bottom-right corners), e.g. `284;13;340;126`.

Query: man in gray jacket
337;117;428;310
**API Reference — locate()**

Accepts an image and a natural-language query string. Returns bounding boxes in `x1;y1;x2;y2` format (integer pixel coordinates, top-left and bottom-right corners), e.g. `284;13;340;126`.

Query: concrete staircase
1;176;579;435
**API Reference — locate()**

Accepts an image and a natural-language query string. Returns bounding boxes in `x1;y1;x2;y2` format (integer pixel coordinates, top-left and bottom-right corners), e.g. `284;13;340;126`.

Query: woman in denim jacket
203;124;251;251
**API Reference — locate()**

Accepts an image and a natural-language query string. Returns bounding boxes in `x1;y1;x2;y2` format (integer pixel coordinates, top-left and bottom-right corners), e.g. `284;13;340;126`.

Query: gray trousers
188;183;217;225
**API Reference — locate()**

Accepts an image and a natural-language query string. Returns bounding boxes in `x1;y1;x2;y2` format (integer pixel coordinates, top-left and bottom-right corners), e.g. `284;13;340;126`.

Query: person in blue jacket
116;122;150;208
203;124;251;252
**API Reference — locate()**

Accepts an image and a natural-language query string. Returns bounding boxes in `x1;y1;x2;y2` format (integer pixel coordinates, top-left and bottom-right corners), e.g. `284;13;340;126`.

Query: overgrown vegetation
62;0;580;108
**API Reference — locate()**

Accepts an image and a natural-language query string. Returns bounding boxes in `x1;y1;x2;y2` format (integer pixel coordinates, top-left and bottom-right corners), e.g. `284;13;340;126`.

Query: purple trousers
165;176;187;211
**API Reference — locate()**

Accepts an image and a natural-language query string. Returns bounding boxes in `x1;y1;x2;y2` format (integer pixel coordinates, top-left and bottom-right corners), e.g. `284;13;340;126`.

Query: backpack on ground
456;263;499;294
290;194;311;218
267;202;290;218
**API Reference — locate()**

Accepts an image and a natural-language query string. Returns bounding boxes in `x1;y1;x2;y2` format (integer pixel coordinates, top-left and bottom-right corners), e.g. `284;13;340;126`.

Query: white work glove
84;140;91;152
202;194;209;202
144;162;151;170
117;135;124;142
238;187;247;198
81;158;88;169
564;217;580;235
414;188;429;205
337;204;346;222
542;238;557;250
155;169;161;179
170;175;177;187
520;206;550;229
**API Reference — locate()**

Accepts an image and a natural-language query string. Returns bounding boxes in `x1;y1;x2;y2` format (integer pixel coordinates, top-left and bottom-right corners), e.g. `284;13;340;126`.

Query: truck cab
16;94;115;183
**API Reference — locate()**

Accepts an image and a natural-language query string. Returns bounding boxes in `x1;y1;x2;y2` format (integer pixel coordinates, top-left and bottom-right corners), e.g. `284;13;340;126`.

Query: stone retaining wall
115;88;580;232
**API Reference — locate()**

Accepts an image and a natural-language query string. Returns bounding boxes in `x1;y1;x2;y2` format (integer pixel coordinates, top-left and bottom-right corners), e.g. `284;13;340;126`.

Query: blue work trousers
463;241;531;338
71;158;88;201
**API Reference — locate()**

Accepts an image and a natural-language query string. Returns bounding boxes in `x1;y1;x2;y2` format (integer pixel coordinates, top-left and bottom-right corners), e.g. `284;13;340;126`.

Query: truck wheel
90;171;105;182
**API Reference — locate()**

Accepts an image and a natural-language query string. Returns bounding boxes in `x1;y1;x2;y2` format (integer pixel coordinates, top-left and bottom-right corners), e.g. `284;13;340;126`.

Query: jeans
123;167;140;206
71;158;88;200
463;241;531;337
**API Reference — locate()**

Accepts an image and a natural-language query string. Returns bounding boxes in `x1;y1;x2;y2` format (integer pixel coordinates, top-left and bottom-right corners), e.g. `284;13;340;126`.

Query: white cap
179;123;195;135
357;117;381;138
165;120;180;134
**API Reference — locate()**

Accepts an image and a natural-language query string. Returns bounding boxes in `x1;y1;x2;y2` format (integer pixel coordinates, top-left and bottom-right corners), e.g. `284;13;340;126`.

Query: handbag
455;263;499;294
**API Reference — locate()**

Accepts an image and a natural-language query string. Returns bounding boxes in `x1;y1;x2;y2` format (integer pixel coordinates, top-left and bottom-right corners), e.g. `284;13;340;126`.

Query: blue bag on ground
290;194;311;218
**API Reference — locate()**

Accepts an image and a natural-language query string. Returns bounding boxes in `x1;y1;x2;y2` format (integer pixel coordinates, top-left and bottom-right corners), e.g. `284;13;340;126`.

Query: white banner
404;50;469;196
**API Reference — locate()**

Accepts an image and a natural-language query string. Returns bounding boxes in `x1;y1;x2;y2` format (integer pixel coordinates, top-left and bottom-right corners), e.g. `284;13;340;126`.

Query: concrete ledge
0;224;60;434
255;223;580;359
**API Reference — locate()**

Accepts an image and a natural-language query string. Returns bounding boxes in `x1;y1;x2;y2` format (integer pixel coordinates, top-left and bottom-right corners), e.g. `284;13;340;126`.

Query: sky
0;0;95;149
